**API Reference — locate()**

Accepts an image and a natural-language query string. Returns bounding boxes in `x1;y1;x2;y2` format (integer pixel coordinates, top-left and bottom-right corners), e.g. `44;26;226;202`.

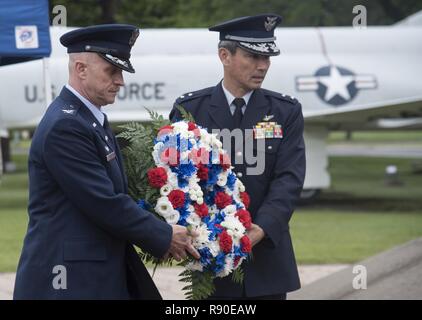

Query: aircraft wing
304;96;422;130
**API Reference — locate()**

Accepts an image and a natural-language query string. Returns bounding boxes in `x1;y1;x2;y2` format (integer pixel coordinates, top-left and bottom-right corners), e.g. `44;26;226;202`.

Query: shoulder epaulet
262;89;299;105
175;86;214;104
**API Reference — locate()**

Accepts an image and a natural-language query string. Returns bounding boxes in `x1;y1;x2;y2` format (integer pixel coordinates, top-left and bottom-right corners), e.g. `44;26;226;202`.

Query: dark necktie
103;114;115;148
232;98;245;128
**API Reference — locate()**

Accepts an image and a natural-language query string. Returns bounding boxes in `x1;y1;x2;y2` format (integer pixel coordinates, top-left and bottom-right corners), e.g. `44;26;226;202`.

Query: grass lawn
0;151;422;272
291;210;422;264
328;130;422;144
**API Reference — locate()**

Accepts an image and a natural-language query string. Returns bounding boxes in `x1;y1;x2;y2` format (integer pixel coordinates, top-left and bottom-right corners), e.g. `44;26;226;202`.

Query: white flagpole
43;57;52;106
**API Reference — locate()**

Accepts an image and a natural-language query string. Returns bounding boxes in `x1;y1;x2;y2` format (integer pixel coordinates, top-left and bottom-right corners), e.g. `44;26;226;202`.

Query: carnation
194;203;209;218
218;230;233;253
197;165;209;181
240;192;250;209
168;190;185;209
240;235;252;253
235;209;252;229
147;167;168;188
214;192;232;209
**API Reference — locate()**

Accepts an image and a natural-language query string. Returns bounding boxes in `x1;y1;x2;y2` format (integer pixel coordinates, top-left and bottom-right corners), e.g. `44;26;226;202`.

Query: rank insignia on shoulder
253;122;283;139
62;109;75;114
106;151;116;162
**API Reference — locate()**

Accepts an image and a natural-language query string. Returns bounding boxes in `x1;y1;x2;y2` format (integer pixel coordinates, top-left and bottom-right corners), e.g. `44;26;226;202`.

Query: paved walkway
0;264;348;300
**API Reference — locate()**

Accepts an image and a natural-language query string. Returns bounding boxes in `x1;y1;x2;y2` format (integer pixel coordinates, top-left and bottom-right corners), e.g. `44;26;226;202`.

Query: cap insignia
265;17;278;32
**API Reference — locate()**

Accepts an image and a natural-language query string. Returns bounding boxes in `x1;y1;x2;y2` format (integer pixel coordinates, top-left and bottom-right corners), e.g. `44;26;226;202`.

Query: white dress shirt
222;81;253;115
66;84;105;126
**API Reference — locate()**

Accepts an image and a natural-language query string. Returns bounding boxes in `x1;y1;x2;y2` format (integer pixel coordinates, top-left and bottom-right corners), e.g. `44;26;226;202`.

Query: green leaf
175;105;195;122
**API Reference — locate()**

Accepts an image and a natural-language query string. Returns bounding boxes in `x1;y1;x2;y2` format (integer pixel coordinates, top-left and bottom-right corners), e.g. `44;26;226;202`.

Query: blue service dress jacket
170;82;306;297
14;87;172;299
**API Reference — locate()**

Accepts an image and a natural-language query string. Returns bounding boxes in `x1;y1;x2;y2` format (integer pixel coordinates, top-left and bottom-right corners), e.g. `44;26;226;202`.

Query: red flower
190;148;209;165
240;235;252;253
219;230;233;253
197;165;209;181
219;153;231;170
188;122;197;131
194;203;208;218
234;256;241;267
236;209;252;229
158;125;173;137
160;147;179;166
214;192;232;209
168;190;185;209
147;167;168;188
240;192;250;209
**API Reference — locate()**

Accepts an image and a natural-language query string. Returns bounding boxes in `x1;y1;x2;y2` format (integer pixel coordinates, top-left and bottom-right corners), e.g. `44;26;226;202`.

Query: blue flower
212;252;226;274
198;247;213;268
137;199;151;210
226;172;236;191
213;211;226;225
204;189;216;207
233;245;248;258
207;165;222;187
177;203;191;227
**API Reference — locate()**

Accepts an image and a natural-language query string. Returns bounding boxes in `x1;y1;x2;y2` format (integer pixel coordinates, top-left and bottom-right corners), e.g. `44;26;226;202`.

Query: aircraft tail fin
394;10;422;26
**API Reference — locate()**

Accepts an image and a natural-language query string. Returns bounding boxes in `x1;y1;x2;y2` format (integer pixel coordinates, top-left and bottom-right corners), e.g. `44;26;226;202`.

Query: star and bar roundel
295;65;378;106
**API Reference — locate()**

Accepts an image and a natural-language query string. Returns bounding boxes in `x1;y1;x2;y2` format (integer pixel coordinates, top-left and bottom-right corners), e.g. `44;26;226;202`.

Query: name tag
106;152;116;162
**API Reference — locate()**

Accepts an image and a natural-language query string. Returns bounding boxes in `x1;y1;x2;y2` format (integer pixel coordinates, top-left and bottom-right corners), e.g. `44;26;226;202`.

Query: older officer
170;14;306;299
14;24;198;300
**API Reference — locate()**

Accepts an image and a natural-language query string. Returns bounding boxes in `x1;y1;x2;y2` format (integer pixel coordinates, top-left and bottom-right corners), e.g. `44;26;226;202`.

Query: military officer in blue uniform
170;14;306;299
14;24;199;300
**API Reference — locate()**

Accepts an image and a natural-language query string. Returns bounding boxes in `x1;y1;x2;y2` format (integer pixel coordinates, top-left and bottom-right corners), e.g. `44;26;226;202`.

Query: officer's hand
247;223;265;247
166;225;200;261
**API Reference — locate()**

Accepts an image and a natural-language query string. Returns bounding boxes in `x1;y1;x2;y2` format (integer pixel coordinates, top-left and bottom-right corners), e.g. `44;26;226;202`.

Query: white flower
155;197;173;217
186;261;204;272
167;171;178;188
208;241;221;257
220;215;246;240
217;172;228;187
180;151;190;163
200;132;211;145
190;194;198;201
152;142;164;165
223;205;237;216
209;205;219;216
216;255;234;278
165;209;180;225
236;179;246;192
192;224;211;248
160;184;172;196
172;122;188;134
196;197;204;205
186;212;201;227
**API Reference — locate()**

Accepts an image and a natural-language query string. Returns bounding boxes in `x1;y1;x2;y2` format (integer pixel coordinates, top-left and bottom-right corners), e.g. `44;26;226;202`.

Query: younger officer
170;14;306;299
14;24;198;300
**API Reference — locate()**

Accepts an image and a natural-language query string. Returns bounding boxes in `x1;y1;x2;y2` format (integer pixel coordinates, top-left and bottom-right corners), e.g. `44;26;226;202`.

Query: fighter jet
1;10;421;198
